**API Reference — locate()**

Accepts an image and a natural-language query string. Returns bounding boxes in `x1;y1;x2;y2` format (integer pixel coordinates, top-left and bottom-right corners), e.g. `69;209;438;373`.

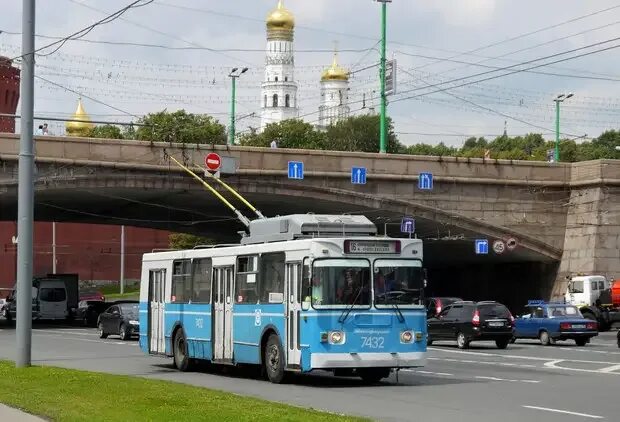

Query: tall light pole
376;0;391;154
16;0;36;368
553;93;573;162
228;67;248;146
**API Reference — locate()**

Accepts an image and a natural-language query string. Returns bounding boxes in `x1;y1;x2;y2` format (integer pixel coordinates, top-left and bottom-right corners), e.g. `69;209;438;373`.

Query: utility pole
553;93;573;162
377;0;390;154
228;67;248;146
52;222;56;273
16;0;36;368
120;225;125;295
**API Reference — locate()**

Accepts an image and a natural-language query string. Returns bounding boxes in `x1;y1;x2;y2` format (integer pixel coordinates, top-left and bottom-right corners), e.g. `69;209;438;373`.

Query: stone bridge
0;134;619;299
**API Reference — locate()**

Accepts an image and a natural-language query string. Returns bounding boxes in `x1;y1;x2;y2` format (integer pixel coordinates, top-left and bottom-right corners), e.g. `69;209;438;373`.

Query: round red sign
205;153;221;171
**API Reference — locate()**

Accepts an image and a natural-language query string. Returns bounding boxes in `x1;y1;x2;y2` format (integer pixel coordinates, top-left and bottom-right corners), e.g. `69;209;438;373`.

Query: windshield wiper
338;286;363;324
391;302;405;323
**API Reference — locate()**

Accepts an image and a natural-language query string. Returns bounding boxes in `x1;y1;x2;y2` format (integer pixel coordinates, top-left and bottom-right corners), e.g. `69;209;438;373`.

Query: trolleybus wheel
358;368;390;384
264;334;287;384
173;329;194;372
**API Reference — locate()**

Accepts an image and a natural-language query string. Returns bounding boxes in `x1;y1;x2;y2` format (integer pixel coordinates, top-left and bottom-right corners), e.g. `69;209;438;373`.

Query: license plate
572;324;585;329
488;321;504;327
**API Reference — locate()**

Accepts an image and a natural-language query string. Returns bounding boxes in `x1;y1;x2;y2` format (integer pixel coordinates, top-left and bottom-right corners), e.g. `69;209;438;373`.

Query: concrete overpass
1;134;619;305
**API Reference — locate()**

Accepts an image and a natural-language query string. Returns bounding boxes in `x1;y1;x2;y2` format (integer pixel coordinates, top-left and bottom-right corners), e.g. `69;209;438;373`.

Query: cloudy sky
1;0;619;146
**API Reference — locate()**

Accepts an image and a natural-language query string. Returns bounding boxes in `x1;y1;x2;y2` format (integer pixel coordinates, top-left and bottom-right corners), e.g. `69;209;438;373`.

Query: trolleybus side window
311;258;371;307
191;258;212;303
259;252;285;303
172;259;192;303
236;255;259;304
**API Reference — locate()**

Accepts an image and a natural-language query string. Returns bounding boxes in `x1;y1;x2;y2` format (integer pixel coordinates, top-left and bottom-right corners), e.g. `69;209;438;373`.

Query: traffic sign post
418;172;433;190
288;161;304;180
475;239;489;255
351;167;367;185
400;216;415;236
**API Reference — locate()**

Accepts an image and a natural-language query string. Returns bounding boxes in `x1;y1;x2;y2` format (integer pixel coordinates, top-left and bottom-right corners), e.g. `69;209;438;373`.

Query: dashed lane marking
475;376;540;383
522;405;604;419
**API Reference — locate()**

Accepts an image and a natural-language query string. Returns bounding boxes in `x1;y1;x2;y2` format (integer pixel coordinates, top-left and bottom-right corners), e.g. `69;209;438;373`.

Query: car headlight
129;320;139;325
400;330;413;343
329;331;345;344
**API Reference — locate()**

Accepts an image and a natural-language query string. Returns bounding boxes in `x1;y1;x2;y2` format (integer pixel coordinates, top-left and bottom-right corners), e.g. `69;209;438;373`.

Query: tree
168;233;213;250
326;115;403;153
240;119;325;149
135;110;226;144
87;124;123;139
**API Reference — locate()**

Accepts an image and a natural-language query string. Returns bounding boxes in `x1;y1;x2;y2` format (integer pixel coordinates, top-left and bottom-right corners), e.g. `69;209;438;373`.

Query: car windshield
478;304;511;319
547;305;581;318
568;280;584;293
119;303;139;318
311;259;370;308
374;259;424;306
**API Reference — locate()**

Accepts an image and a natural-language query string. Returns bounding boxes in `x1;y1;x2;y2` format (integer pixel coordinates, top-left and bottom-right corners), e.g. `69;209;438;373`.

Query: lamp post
553;93;574;162
228;67;248;146
376;0;391;154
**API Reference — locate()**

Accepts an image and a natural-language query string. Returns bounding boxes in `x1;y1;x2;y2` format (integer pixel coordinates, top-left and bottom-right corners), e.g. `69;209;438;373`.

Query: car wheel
575;338;587;347
496;339;509;349
98;323;108;339
456;332;469;349
119;324;129;341
358;368;390;384
264;333;287;384
539;330;551;346
509;336;516;344
173;329;194;372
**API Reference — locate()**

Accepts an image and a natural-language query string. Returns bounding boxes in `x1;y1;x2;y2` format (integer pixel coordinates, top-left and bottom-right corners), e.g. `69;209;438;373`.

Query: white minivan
6;279;69;321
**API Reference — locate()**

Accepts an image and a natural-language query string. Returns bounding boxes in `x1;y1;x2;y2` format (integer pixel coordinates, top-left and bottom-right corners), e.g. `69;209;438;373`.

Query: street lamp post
228;67;248;146
553;93;574;162
376;0;391;154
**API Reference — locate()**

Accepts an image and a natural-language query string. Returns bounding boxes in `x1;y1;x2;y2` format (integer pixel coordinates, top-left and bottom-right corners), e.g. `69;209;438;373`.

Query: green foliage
326;115;403;153
169;233;213;250
135;110;226;144
87;125;123;139
240;119;326;149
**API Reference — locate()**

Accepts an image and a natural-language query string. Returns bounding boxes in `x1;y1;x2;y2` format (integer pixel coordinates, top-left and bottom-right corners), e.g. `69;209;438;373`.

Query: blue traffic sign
351;167;367;184
400;217;415;234
418;172;433;190
288;161;304;180
475;239;489;255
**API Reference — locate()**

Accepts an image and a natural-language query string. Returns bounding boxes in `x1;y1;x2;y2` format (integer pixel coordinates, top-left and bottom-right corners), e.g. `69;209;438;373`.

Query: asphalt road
0;322;618;422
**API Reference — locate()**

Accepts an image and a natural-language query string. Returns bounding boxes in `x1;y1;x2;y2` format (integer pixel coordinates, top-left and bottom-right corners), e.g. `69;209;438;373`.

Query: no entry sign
205;153;221;172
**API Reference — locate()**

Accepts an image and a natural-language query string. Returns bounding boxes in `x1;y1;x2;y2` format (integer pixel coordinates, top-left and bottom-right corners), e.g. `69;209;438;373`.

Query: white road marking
598;364;620;373
429;347;620;365
476;376;540;383
34;333;137;346
427;357;540;369
543;359;620;375
522;405;604;419
414;370;454;376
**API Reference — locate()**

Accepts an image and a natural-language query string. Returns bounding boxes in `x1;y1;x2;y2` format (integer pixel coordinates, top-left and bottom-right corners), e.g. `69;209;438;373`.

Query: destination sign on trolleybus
344;240;401;254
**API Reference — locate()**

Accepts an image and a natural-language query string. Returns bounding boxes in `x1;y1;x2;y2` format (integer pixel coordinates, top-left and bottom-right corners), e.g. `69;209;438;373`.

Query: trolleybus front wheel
264;333;287;384
173;329;195;372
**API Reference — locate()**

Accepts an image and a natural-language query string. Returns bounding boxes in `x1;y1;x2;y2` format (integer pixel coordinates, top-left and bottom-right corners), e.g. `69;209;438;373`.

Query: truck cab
564;275;609;307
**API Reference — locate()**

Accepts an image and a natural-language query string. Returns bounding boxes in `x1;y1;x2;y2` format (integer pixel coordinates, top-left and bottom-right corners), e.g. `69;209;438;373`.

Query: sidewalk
0;404;45;421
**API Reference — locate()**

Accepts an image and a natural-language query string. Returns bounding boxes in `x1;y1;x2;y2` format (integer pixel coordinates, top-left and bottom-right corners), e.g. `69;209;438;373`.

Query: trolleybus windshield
374;259;424;306
311;259;371;308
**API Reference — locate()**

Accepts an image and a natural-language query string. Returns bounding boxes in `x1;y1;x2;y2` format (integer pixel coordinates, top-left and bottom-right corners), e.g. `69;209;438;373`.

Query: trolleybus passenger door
213;266;234;361
148;269;166;354
286;263;301;367
223;267;235;360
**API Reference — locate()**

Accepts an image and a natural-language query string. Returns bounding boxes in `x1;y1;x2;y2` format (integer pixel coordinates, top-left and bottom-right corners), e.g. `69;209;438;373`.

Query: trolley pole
16;0;36;368
378;0;389;154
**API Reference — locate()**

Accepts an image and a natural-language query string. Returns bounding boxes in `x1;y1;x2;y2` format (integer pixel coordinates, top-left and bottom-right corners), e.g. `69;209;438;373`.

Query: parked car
0;298;8;319
427;300;514;349
425;297;463;318
76;300;110;327
97;301;139;340
512;300;598;346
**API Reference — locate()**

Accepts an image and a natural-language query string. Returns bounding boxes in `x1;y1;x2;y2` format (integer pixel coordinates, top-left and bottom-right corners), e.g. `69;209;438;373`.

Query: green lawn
99;284;140;301
0;361;368;422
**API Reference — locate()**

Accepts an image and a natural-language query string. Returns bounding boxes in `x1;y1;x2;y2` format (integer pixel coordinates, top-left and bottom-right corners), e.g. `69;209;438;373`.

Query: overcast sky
1;0;619;146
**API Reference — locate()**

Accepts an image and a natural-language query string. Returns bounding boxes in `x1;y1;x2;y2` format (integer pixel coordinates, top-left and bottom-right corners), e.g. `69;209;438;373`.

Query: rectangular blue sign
475;239;489;255
351;167;367;185
400;217;415;233
418;172;433;190
287;161;304;180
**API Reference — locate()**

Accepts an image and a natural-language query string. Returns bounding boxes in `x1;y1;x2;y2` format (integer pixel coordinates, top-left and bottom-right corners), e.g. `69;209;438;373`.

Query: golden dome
321;52;349;82
66;98;94;136
266;0;295;40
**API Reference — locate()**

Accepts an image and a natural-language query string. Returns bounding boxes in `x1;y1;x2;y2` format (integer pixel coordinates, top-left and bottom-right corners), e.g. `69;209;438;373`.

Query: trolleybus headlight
400;331;413;343
329;331;345;344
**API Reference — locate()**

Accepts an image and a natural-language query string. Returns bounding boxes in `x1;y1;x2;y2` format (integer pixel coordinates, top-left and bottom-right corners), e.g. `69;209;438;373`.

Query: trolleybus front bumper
310;351;426;369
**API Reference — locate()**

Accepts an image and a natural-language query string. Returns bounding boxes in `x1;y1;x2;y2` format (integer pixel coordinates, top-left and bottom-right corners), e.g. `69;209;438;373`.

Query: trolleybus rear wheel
264;334;287;384
173;329;194;372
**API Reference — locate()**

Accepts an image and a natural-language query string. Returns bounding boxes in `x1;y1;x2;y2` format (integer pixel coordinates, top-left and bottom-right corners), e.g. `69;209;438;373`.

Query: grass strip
0;361;368;422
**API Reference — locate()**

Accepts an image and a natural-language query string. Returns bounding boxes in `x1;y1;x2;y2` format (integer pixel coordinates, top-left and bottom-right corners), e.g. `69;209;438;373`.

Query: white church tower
318;50;350;129
260;0;299;131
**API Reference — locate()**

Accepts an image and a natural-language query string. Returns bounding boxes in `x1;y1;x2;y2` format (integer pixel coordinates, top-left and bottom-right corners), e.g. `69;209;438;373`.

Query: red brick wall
0;57;20;133
0;222;171;288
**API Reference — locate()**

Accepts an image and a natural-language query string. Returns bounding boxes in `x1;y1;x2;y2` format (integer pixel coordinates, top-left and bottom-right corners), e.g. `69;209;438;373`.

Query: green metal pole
379;1;387;154
554;100;560;162
229;76;236;146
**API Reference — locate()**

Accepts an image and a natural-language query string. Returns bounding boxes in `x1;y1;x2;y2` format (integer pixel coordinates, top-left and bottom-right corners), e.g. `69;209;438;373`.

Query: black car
425;297;463;318
77;300;110;327
98;301;139;341
427;300;514;349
